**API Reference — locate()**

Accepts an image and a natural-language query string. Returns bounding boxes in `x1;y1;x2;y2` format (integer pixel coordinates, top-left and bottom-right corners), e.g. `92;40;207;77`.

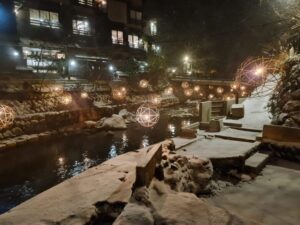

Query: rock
84;120;97;128
96;114;127;130
290;111;300;125
291;90;300;100
241;174;252;182
119;109;136;123
3;130;14;139
113;203;154;225
11;127;24;136
283;101;300;112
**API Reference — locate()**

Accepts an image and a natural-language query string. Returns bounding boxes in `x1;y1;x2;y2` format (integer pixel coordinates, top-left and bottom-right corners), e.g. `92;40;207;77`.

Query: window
128;35;143;49
22;47;65;74
78;0;93;6
73;18;91;36
150;21;157;36
29;9;59;29
130;10;142;23
112;30;124;45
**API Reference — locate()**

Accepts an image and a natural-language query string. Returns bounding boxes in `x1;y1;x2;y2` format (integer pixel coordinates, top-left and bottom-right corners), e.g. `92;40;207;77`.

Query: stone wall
268;55;300;127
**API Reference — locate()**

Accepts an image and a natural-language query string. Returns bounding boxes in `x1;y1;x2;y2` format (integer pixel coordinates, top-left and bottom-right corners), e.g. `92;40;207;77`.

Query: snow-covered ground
227;76;279;130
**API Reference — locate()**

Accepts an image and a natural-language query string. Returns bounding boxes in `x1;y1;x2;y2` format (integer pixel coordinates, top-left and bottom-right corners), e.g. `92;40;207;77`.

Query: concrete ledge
135;144;162;187
262;125;300;147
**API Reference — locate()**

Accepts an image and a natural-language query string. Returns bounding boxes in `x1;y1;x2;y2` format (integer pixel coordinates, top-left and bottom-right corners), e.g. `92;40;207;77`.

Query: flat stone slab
215;128;261;143
173;137;199;150
245;153;270;174
0;149;154;225
177;138;257;160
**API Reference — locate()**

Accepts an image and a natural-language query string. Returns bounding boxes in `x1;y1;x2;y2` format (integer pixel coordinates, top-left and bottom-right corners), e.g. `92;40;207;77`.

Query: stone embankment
0;140;252;225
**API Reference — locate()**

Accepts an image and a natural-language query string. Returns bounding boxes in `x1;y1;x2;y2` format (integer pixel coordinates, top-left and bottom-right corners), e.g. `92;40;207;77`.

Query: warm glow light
164;87;173;95
81;92;88;99
183;55;190;62
194;85;200;92
240;86;246;91
139;79;149;88
254;67;264;76
181;81;190;89
112;87;127;101
61;94;72;105
216;87;224;94
69;60;76;67
136;104;160;128
184;88;193;97
151;95;162;105
208;94;214;99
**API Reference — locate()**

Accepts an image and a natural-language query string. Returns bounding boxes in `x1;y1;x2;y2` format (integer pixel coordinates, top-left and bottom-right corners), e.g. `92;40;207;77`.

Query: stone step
245;152;271;174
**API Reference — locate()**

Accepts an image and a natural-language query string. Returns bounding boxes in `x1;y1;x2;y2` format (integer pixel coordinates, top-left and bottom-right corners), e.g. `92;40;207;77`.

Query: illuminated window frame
72;17;92;36
78;0;93;7
112;30;124;45
29;9;60;29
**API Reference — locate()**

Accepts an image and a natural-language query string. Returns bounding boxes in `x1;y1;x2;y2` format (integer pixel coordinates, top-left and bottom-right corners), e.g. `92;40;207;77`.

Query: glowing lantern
112;88;125;101
136;104;160;128
139;79;149;88
194;85;200;92
0;105;15;129
81;92;88;99
208;94;214;99
240;86;246;91
231;83;239;90
216;87;224;94
60;93;72;105
199;92;204;97
184;88;193;97
164;87;173;95
121;86;127;94
209;85;214;90
181;82;190;89
150;95;162;105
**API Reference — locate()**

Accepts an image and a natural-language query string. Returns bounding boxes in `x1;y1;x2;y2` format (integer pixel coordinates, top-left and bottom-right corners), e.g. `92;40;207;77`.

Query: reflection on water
168;124;176;137
0;111;196;214
140;135;150;148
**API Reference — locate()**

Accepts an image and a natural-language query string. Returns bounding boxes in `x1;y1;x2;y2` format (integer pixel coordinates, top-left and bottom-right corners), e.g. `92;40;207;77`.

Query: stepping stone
245;152;270;174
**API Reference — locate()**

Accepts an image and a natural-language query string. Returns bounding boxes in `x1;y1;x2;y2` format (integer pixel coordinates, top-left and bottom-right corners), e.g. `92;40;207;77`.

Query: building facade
0;0;158;80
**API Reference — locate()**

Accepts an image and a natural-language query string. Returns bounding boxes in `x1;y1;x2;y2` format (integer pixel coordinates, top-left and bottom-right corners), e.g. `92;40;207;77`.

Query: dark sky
145;0;284;79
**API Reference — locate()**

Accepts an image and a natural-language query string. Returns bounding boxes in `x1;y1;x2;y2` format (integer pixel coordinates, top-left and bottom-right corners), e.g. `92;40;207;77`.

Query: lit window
112;30;124;45
73;18;91;36
150;21;157;36
128;35;139;48
22;47;65;74
29;9;59;29
78;0;93;6
130;10;142;23
95;0;107;9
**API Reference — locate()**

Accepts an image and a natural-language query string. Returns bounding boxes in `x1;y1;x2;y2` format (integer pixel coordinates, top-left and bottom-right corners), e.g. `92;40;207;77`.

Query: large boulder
283;101;300;113
96;114;127;130
119;109;136;123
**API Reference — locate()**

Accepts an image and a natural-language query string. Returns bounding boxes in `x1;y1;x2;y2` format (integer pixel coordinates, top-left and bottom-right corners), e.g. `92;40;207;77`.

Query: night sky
145;0;285;79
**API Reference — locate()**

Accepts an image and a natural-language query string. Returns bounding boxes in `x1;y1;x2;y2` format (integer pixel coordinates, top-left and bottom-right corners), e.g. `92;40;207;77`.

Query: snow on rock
96;114;127;130
118;109;136;123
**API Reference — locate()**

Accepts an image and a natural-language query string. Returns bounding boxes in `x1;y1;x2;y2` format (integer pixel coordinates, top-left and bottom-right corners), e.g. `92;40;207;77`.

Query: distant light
109;65;115;72
69;59;76;67
81;92;88;99
240;86;246;91
13;51;19;57
172;68;176;73
183;55;190;62
194;85;200;92
14;9;18;15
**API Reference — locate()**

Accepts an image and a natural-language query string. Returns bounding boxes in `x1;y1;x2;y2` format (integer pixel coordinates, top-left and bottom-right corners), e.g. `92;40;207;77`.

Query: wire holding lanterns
139;79;149;89
0;105;15;130
60;93;73;105
136;103;160;128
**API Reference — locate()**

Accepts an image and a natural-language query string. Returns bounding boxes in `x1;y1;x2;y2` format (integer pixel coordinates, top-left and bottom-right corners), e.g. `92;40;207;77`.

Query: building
0;0;158;80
